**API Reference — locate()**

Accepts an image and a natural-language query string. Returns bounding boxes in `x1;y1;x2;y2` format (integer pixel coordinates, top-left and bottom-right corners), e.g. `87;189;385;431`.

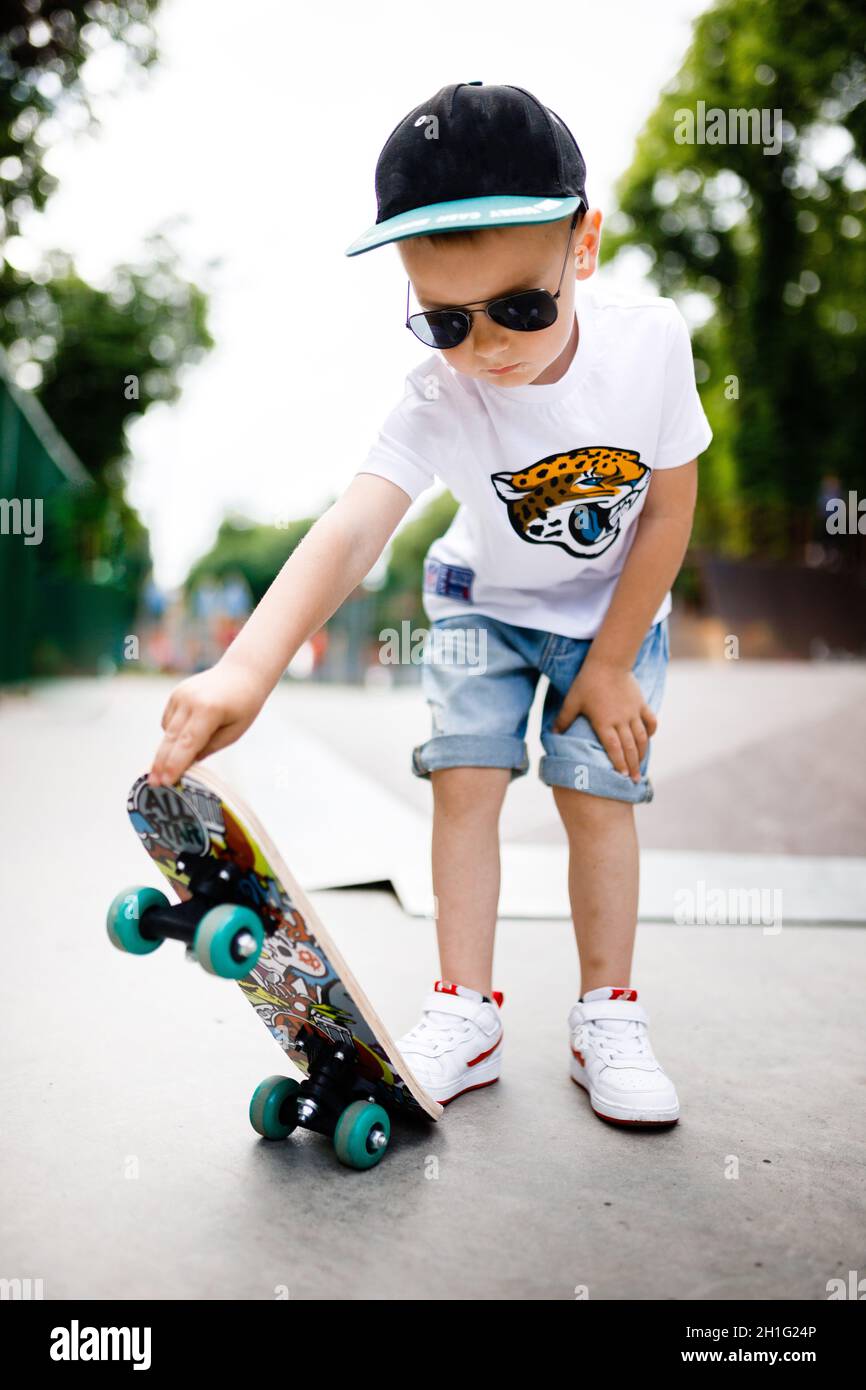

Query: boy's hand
551;661;658;783
149;661;270;787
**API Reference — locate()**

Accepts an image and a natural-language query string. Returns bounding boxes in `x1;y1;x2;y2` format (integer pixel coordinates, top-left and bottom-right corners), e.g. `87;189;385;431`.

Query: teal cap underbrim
344;193;583;257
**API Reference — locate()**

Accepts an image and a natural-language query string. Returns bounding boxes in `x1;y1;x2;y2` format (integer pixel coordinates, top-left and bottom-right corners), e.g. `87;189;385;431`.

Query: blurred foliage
0;1;160;235
186;517;316;606
0;1;212;619
601;0;866;560
183;495;465;650
184;493;464;639
9;233;213;475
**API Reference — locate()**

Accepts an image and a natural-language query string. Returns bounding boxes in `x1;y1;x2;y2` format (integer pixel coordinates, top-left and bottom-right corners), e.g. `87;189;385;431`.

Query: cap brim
344;194;583;257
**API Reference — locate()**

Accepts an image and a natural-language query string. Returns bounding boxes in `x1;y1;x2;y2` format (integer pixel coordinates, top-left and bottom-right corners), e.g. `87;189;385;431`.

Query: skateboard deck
122;764;442;1124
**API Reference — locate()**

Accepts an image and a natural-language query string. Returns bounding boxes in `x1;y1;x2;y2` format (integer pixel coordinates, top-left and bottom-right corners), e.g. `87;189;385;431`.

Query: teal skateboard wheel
249;1075;302;1139
106;886;168;954
193;903;264;978
333;1101;391;1170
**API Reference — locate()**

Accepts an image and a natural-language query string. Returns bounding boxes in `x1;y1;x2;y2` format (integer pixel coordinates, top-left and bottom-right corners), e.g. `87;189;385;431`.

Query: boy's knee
431;765;511;817
551;784;635;829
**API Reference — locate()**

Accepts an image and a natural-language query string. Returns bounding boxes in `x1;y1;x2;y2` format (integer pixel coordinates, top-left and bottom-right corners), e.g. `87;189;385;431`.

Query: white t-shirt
355;285;713;639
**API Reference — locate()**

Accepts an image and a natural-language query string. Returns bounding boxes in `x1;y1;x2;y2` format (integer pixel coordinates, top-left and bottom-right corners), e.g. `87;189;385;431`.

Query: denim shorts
411;613;670;803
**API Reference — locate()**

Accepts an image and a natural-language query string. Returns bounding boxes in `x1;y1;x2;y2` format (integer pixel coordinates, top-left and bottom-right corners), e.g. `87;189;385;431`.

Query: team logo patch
491;445;649;558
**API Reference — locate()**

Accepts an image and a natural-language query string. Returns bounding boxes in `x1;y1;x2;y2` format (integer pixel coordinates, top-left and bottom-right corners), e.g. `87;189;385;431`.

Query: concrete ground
1;670;864;1300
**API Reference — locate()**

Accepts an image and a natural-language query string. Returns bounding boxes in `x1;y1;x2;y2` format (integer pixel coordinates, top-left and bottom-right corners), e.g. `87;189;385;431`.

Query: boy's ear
574;208;603;279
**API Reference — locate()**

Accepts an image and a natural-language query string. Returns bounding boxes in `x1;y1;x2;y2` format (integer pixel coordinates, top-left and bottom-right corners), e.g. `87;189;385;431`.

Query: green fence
0;350;133;682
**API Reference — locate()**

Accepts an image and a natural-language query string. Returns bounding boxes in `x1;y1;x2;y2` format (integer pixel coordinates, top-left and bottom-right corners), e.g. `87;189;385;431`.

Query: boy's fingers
631;716;649;761
159;695;191;743
618;725;641;781
150;727;190;786
600;727;626;778
640;702;658;736
198;721;246;761
149;737;173;785
556;700;575;733
151;707;221;785
553;695;580;734
150;701;190;783
160;693;178;734
173;711;218;773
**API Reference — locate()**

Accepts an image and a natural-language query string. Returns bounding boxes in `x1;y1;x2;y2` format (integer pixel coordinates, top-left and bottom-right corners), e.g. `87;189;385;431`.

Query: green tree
0;2;160;241
9;233;212;587
602;0;866;559
0;2;212;625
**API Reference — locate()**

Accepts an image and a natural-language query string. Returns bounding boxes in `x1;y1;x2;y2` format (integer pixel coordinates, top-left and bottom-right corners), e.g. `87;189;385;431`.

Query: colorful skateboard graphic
107;764;441;1169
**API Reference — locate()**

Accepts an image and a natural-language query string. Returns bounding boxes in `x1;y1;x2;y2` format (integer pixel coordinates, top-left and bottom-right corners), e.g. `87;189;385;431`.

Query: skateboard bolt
235;931;259;959
368;1128;388;1151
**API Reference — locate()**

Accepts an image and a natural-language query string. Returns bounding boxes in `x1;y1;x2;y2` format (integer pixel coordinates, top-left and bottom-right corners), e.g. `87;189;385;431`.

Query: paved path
0;675;863;1299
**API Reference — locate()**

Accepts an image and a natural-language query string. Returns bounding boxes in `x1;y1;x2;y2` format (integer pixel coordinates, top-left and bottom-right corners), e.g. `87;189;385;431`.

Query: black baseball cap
344;81;588;257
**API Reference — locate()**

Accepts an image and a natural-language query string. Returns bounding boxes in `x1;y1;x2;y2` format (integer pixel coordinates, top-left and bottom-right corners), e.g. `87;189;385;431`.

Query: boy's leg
538;618;670;992
412;614;542;996
551;787;638;992
536;619;677;1123
429;764;511;996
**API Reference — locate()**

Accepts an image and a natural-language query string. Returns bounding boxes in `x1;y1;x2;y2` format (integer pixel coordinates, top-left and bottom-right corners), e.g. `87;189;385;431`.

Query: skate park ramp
218;663;866;925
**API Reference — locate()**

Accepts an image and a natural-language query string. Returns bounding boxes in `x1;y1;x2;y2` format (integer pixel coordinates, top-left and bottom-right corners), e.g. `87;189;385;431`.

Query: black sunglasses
405;208;582;350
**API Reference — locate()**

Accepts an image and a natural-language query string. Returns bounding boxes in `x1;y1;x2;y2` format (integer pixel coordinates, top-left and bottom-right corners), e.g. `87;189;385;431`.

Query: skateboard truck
106;854;267;979
249;1043;393;1169
108;855;397;1167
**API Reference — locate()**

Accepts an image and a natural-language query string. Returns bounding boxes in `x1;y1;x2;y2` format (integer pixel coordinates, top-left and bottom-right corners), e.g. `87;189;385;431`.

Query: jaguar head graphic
491;446;649;558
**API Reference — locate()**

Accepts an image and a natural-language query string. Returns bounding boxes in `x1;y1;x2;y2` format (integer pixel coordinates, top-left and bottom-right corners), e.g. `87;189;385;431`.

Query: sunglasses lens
409;311;470;349
488;290;558;333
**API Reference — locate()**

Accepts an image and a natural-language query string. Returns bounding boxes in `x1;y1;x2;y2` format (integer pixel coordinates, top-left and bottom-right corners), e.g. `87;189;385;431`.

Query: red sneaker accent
437;1078;500;1106
435;980;504;1006
593;1108;678;1128
570;1077;678;1127
468;1036;503;1068
609;988;638;1001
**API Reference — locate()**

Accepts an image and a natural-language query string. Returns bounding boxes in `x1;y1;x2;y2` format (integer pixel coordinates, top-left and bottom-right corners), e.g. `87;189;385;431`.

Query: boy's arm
218;473;411;691
585;458;698;672
551;458;698;778
150;473;412;784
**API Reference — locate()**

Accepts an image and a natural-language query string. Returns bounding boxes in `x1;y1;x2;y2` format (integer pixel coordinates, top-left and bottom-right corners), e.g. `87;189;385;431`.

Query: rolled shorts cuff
412;733;530;781
539;750;655;803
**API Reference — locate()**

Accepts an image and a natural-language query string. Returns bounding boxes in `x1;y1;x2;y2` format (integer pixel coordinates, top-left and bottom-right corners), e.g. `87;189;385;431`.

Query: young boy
150;82;712;1127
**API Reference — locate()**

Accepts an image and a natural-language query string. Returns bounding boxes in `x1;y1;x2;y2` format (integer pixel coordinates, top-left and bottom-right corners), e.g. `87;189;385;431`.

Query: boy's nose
471;318;513;359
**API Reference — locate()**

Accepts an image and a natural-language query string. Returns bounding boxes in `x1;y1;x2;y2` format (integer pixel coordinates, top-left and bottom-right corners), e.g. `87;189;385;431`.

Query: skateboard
107;763;442;1169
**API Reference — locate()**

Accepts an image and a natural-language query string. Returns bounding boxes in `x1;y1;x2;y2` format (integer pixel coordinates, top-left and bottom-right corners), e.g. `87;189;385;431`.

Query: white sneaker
568;987;680;1126
396;980;504;1105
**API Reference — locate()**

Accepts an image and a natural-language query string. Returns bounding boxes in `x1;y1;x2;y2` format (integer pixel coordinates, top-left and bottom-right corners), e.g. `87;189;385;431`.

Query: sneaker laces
402;1012;474;1055
576;1017;653;1067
